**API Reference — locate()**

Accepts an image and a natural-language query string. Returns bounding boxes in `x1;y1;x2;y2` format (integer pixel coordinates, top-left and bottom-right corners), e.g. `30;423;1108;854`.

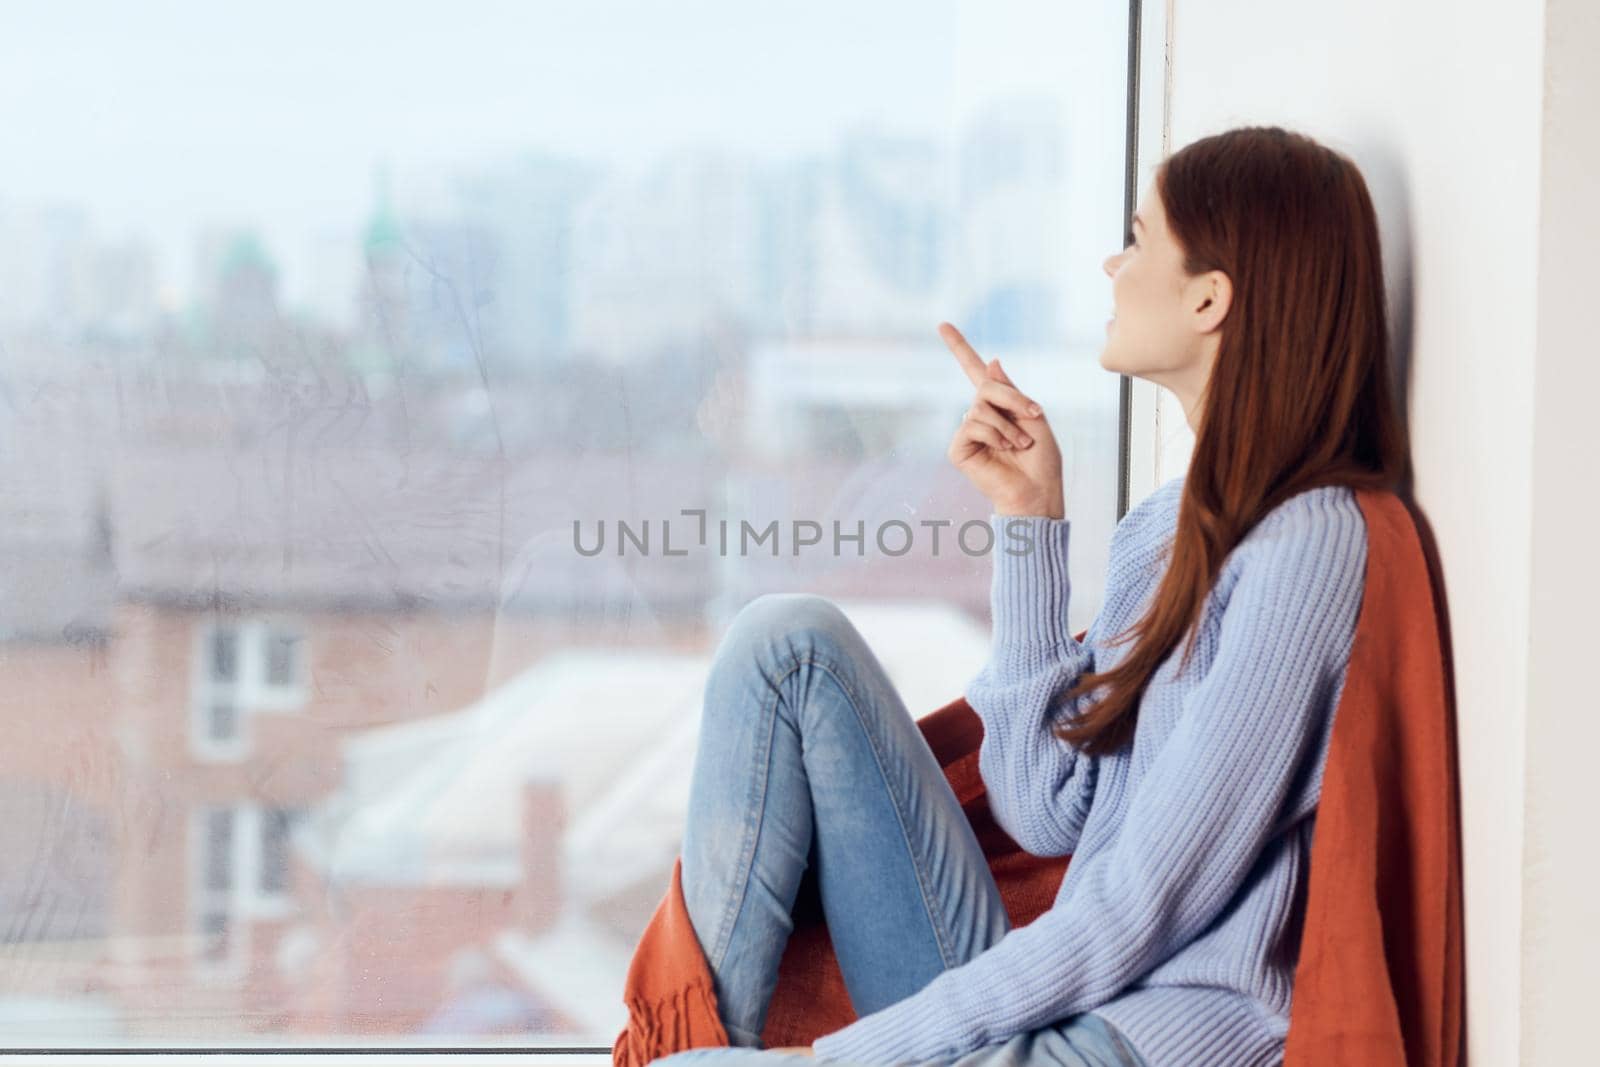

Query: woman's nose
1102;253;1119;277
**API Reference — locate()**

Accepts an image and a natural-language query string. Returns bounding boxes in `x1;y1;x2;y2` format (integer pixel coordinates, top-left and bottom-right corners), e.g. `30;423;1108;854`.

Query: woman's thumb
987;358;1013;385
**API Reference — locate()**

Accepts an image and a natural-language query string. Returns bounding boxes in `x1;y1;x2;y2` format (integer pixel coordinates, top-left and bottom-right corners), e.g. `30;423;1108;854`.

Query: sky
0;0;1127;310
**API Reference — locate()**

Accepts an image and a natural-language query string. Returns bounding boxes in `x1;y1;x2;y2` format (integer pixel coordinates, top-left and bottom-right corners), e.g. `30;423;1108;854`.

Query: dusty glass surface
0;0;1129;1049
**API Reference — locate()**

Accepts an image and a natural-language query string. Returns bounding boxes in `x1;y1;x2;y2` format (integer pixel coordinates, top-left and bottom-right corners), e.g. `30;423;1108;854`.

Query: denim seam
795;650;958;972
708;666;785;972
709;645;958;985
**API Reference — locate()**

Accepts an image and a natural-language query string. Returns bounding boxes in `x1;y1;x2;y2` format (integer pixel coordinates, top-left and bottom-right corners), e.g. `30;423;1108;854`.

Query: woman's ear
1188;269;1233;334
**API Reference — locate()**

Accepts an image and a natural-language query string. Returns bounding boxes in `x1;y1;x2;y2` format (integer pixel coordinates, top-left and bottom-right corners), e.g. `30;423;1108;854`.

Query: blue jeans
660;594;1147;1067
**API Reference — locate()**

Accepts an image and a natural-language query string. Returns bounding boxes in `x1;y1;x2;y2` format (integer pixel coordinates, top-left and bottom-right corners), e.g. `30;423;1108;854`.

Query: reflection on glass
0;0;1128;1049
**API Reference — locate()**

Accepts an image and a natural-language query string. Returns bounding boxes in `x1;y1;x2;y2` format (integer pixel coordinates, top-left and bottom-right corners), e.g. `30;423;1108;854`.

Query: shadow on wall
1345;134;1416;501
1345;133;1468;1030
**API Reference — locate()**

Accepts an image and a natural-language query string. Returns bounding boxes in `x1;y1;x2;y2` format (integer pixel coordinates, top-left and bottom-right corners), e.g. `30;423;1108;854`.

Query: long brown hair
1051;126;1411;757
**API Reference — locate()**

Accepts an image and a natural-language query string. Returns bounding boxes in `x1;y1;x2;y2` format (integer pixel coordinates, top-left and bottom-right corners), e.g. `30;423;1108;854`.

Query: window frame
189;616;309;762
187;801;302;980
187;802;248;979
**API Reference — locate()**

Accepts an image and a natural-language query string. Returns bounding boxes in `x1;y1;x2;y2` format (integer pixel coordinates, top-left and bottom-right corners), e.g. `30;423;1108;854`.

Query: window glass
0;0;1130;1048
264;630;298;689
206;700;240;746
260;808;298;896
210;629;239;685
203;808;235;896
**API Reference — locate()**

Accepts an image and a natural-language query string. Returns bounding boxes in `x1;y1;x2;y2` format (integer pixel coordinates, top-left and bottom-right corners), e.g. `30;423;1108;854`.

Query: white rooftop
301;598;991;896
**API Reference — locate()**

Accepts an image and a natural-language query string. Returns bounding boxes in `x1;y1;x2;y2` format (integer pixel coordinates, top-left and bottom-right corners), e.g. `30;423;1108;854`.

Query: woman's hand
768;1046;815;1056
940;322;1065;520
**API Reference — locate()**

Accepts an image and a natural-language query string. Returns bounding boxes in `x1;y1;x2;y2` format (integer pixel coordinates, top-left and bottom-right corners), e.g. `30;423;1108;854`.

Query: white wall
1518;0;1600;1061
1134;0;1599;1061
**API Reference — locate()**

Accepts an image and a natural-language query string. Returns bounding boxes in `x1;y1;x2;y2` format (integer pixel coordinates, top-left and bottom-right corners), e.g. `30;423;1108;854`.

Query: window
0;0;1138;1053
205;697;241;747
259;807;302;897
194;805;239;968
190;619;307;760
191;803;301;974
193;625;250;759
263;630;298;689
210;628;239;685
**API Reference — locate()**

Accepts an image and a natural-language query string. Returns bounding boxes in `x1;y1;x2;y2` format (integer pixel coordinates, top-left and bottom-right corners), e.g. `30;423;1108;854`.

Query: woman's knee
717;592;860;674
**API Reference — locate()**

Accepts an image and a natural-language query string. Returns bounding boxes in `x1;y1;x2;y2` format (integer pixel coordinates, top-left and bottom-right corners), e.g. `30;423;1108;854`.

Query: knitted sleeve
961;513;1103;858
812;500;1367;1064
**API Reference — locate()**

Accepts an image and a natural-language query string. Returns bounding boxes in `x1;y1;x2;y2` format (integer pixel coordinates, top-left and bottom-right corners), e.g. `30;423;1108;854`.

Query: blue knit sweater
811;474;1369;1067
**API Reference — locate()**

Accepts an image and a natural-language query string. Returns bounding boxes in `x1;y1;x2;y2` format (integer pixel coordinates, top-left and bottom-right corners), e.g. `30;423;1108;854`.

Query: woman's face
1098;180;1231;429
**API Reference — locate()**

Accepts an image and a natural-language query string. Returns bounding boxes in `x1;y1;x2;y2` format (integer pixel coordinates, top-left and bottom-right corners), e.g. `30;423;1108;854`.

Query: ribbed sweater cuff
811;976;960;1062
988;513;1074;676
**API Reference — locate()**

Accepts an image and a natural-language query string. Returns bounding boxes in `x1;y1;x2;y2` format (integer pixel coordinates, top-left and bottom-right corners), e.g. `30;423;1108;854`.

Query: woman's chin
1098;340;1146;379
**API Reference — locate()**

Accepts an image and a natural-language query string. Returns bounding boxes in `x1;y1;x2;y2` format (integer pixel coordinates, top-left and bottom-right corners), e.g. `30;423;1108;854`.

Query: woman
655;126;1409;1067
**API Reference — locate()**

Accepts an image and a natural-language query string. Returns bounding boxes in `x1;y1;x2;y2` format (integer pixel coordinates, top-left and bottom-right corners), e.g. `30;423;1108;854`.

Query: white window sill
0;1052;614;1065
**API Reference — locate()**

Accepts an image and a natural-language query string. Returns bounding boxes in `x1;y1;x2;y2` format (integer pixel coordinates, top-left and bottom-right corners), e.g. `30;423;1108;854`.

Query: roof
299;648;713;889
1;368;1004;636
297;598;991;894
110;433;718;612
0;414;116;641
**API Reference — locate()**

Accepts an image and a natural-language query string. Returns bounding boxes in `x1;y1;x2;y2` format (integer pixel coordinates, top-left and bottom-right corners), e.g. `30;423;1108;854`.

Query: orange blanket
612;487;1464;1066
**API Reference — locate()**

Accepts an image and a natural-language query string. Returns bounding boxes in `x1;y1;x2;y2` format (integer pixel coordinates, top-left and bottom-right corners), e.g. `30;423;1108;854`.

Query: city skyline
0;0;1126;325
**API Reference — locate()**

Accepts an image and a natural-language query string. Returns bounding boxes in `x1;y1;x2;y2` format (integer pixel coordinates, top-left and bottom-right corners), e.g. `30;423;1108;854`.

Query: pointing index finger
939;322;987;388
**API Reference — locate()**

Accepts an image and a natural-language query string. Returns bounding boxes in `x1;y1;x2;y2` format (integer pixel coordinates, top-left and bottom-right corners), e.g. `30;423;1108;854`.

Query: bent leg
679;593;1011;1048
